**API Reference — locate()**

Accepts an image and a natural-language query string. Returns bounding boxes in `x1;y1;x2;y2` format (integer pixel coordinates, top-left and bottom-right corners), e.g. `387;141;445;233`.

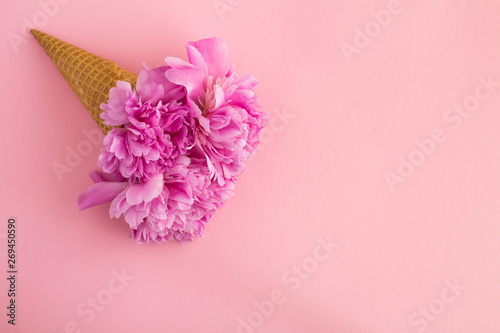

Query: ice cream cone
31;29;138;134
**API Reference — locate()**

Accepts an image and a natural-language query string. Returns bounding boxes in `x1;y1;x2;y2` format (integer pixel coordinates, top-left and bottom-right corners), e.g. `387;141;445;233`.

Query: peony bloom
126;156;235;244
99;66;193;182
165;38;267;185
78;38;265;244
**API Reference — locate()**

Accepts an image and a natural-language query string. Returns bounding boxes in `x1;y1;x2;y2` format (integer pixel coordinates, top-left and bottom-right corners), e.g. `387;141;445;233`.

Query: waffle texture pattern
31;29;138;134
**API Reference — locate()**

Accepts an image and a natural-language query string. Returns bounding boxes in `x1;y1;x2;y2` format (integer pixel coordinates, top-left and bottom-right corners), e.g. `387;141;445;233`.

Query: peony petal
213;86;225;110
89;170;115;183
165;56;197;70
136;65;181;103
100;81;133;126
109;190;128;218
126;174;164;205
186;44;208;77
123;208;149;228
164;65;204;96
168;184;194;206
187;38;230;78
198;115;211;133
77;182;129;210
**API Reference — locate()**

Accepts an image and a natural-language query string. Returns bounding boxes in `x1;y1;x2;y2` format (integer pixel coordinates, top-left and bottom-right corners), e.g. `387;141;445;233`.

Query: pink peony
78;38;265;244
98;66;193;182
165;38;267;185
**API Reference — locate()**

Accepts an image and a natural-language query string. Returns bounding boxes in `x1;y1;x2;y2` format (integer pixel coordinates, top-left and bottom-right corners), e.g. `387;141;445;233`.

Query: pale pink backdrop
1;0;500;332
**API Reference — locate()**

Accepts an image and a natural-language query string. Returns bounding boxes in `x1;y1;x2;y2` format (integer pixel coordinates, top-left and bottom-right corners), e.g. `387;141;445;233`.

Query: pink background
1;0;500;332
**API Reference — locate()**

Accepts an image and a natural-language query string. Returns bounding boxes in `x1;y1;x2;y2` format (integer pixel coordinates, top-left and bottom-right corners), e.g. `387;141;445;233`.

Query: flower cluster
77;38;266;243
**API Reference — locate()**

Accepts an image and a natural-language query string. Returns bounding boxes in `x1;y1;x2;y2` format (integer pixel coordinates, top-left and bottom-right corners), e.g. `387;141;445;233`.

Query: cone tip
30;29;42;38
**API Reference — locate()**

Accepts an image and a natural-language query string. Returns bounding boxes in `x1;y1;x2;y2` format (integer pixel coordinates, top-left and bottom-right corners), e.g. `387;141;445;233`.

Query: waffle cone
31;29;138;134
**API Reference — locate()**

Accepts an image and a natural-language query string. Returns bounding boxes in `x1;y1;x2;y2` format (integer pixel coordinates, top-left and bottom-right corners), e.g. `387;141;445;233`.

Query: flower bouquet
31;30;267;244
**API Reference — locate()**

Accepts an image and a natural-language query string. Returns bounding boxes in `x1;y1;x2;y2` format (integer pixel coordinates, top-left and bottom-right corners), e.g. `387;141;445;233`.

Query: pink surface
1;0;500;332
